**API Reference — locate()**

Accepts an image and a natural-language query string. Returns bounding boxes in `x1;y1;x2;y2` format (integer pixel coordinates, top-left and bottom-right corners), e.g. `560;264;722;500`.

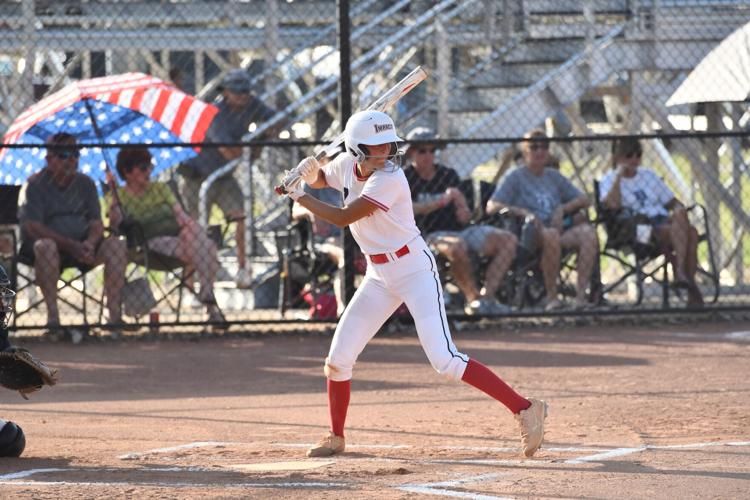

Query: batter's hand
287;184;306;201
297;156;320;185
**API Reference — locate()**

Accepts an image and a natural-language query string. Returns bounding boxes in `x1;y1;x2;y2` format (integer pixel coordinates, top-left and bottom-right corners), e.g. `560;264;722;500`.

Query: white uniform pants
325;236;469;382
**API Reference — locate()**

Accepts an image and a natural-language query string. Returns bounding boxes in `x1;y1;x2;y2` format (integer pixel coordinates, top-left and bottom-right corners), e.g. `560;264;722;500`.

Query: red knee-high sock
461;358;530;414
328;379;351;437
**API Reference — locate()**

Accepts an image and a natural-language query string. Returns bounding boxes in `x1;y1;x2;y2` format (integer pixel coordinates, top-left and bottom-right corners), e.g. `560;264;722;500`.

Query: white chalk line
565;440;750;464
0;467;345;489
670;331;750;342
0;480;346;489
397;473;512;500
118;441;240;460
2;440;747;496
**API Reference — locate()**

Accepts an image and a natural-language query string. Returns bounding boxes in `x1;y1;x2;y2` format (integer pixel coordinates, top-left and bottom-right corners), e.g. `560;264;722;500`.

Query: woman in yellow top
108;147;225;325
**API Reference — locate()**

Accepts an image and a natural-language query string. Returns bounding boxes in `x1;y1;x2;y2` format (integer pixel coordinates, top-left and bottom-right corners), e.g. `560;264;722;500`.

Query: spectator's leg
669;207;691;281
96;237;127;323
560;224;598;304
539;227;561;301
178;224;219;301
432;235;480;303
318;240;345;316
686;225;699;280
480;229;517;298
216;177;250;285
33;239;61;326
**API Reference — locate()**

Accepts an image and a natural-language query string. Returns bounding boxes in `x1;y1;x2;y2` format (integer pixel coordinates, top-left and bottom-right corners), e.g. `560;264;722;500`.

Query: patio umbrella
667;21;750;106
1;72;218;186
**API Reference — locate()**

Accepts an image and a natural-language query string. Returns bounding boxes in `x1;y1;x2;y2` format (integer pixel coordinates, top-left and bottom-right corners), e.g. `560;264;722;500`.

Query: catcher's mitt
0;347;58;400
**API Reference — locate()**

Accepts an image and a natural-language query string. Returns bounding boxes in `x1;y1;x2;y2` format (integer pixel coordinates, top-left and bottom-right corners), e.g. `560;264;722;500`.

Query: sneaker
464;298;512;316
514;397;548;458
67;328;87;345
235;268;253;289
306;431;345;458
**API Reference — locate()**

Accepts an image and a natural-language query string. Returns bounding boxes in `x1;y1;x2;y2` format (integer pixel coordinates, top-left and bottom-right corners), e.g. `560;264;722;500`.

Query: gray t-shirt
18;169;101;244
491;166;582;224
183;96;276;178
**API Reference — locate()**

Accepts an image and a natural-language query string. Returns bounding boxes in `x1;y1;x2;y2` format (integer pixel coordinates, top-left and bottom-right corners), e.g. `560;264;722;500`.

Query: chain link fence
1;1;749;337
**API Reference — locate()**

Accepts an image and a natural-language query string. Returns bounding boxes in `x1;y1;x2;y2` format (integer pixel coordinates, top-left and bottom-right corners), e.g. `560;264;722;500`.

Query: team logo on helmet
374;123;394;133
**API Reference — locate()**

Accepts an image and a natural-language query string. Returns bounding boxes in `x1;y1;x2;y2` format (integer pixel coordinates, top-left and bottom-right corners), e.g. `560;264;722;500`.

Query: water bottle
520;216;537;253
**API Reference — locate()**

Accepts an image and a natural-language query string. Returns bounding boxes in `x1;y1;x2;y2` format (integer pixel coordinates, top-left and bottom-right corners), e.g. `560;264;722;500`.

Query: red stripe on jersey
362;194;388;212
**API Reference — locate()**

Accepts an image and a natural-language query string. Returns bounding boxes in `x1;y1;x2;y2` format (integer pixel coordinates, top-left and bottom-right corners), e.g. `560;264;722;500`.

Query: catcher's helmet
343;110;403;164
0;264;14;329
0;420;26;457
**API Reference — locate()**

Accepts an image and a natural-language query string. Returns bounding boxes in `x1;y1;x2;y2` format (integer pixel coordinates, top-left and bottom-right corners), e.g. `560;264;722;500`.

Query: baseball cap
405;126;439;154
218;69;252;94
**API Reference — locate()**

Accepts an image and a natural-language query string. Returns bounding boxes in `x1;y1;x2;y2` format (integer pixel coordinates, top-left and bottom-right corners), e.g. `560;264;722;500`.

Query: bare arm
486;199;534;219
562;193;590;214
294;194;378;228
601;172;623;210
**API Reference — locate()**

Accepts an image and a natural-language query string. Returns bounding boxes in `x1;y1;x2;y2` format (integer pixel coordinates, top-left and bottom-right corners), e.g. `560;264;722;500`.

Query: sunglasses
624;151;642;159
529;143;549;152
416;147;436;154
53;150;80;160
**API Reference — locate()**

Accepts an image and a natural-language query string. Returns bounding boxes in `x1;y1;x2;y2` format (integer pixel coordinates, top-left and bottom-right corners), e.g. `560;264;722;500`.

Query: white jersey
599;167;674;218
321;153;420;255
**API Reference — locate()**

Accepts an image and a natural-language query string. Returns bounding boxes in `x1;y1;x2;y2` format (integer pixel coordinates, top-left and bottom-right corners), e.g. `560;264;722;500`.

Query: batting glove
287;184;306;201
297;156;320;185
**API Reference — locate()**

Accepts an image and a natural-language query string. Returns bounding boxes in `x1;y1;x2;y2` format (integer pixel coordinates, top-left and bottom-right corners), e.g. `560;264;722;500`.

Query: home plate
229;461;336;472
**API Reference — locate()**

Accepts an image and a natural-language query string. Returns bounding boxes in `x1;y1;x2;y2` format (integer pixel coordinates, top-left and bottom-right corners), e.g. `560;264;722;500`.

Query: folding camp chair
593;180;719;307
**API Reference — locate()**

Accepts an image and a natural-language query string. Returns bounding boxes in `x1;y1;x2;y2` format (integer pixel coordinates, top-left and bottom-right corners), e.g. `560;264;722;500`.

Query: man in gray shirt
178;69;277;288
18;133;127;339
487;129;598;310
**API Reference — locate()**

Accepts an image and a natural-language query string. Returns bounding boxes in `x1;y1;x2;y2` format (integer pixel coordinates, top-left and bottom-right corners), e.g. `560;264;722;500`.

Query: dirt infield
1;318;749;499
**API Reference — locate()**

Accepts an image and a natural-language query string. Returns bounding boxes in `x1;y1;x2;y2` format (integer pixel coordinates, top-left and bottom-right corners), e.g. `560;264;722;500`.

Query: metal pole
337;0;355;306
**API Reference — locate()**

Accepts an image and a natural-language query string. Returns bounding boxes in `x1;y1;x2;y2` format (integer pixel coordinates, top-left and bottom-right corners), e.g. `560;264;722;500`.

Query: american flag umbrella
1;72;218;186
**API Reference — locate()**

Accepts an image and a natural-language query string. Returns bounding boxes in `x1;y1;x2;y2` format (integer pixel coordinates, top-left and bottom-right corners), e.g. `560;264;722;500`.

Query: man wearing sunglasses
600;137;703;306
17;132;128;342
404;127;517;316
487;129;599;311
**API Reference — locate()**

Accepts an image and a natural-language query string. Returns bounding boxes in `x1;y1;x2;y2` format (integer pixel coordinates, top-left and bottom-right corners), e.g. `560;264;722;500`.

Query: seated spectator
403;127;517;315
18;132;127;340
292;185;345;317
108;146;226;324
177;69;278;288
486;129;598;310
600;137;703;306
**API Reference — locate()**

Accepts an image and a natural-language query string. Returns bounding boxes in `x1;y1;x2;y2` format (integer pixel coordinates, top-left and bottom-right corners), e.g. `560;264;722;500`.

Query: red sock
461;358;530;414
328;379;351;437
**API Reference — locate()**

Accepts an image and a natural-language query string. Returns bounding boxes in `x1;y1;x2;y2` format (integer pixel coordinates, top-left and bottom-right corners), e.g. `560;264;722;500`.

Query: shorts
179;173;244;218
426;225;498;256
19;239;99;272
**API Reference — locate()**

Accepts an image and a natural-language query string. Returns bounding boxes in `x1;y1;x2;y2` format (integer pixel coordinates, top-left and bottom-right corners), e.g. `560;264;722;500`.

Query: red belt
368;244;410;264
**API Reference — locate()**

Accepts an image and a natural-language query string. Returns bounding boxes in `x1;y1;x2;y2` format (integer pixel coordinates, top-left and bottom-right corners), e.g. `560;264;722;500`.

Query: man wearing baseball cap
177;69;277;288
404;127;517;316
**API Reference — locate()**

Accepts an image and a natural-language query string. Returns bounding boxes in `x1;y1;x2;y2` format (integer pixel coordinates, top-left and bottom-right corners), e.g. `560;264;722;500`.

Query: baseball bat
274;66;428;195
315;66;428;160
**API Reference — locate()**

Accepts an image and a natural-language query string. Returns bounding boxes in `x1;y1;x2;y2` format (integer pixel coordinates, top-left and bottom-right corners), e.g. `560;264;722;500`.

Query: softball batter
285;110;547;458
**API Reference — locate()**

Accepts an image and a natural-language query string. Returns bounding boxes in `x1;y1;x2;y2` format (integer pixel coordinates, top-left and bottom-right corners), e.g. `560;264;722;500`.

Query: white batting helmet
343;110;403;163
